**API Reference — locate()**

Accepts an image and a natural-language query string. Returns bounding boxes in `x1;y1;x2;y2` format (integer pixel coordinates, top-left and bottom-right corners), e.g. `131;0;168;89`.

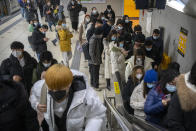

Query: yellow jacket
58;29;73;52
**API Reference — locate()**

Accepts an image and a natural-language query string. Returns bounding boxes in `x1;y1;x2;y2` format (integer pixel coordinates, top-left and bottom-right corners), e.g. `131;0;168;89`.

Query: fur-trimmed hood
177;73;196;111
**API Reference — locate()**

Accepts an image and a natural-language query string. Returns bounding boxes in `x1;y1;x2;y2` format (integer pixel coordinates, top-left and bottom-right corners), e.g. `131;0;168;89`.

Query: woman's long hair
131;65;145;85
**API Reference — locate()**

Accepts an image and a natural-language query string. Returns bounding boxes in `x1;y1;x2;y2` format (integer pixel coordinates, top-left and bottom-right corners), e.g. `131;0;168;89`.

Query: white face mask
136;58;143;65
136;74;143;80
12;51;22;58
92;10;97;14
43;63;51;68
146;47;152;51
153;36;159;40
101;17;105;20
125;20;129;23
71;1;75;5
86;18;90;22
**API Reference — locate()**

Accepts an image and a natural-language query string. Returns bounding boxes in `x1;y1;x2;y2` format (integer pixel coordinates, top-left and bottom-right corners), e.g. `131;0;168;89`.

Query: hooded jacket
30;70;106;131
167;73;196;131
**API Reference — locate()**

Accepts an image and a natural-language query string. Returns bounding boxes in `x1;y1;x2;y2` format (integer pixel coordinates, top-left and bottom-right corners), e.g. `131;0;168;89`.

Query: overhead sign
177;27;188;57
81;0;106;3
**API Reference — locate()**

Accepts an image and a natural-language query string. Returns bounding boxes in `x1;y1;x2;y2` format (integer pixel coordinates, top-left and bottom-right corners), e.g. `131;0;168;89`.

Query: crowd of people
0;0;195;131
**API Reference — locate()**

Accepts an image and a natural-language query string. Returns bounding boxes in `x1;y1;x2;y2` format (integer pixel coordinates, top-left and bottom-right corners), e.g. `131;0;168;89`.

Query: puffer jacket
167;73;196;131
125;56;153;82
144;87;167;125
67;1;82;22
130;81;146;119
0;52;37;95
89;34;103;65
103;39;111;79
58;29;73;52
109;42;126;82
30;69;106;131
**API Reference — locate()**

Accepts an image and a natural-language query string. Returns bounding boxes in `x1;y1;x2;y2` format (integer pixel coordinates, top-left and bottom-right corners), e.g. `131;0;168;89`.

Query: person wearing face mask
0;41;37;97
103;30;118;91
67;0;82;32
130;69;158;119
90;7;99;22
167;62;196;131
89;25;104;91
104;5;115;22
79;14;91;44
78;7;87;29
122;66;144;114
146;29;163;63
58;21;73;67
32;51;57;84
123;15;133;35
144;69;179;127
110;37;128;84
43;1;55;31
125;49;153;82
132;25;145;43
32;24;49;60
144;40;161;65
30;64;106;131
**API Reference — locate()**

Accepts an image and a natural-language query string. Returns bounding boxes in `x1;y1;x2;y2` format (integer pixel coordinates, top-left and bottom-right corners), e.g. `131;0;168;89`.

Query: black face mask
48;90;67;102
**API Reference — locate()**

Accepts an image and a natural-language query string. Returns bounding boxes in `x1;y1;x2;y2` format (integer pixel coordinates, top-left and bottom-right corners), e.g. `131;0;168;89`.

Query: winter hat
144;69;158;83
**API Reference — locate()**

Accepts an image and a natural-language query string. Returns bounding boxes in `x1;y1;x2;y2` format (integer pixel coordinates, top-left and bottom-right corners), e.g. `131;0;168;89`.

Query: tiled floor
0;14;115;102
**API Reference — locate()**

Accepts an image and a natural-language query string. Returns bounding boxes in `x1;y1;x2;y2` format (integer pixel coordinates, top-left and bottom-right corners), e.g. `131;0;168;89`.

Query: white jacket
109;42;126;82
78;11;86;29
125;56;153;82
103;39;111;79
130;81;146;119
30;70;106;131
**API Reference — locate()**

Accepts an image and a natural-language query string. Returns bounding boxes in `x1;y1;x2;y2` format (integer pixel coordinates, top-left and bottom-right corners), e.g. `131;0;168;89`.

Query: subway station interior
0;0;196;131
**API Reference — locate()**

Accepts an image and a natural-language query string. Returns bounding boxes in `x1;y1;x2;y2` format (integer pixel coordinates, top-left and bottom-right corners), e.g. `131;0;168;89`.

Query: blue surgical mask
42;32;46;34
153;36;159;40
125;20;129;23
147;83;156;89
119;43;123;48
111;36;116;41
62;24;66;28
166;84;176;92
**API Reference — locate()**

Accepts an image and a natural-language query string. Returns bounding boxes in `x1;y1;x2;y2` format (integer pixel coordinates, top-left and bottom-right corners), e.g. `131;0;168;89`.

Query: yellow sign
114;82;120;94
178;28;188;57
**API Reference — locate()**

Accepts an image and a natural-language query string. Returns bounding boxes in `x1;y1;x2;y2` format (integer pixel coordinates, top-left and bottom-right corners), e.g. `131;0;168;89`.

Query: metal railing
104;90;134;131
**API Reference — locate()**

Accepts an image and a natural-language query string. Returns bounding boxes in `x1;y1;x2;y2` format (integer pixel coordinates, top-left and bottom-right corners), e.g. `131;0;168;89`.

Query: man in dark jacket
43;1;55;31
0;80;39;131
0;41;37;97
167;62;196;131
144;39;161;65
32;24;49;60
18;0;27;18
32;51;57;84
89;25;103;91
37;0;45;17
67;0;82;32
146;29;163;62
104;5;115;22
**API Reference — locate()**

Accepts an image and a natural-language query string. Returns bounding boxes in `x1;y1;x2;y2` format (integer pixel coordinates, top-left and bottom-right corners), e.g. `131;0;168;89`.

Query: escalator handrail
104;90;133;131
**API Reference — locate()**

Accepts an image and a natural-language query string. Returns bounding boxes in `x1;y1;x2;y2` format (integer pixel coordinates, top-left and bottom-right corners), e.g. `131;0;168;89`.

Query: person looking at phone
144;69;179;127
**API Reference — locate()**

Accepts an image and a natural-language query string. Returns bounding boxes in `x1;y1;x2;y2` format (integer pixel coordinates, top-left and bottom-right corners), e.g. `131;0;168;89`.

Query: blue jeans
21;8;26;18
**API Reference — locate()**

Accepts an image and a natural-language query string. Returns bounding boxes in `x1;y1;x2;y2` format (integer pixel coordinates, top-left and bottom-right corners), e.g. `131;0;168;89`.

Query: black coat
167;75;196;131
32;29;47;53
67;1;82;22
43;5;54;22
144;45;161;65
122;77;139;114
0;80;39;131
124;21;133;34
104;9;115;20
0;51;37;95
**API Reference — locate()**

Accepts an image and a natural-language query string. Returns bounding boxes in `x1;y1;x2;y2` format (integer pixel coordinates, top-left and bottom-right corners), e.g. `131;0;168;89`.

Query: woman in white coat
30;64;106;131
110;37;128;83
130;69;158;119
125;48;154;82
103;30;118;90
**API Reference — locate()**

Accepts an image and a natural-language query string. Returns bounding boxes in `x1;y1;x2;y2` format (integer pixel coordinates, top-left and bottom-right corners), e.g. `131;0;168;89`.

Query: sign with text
177;27;188;57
